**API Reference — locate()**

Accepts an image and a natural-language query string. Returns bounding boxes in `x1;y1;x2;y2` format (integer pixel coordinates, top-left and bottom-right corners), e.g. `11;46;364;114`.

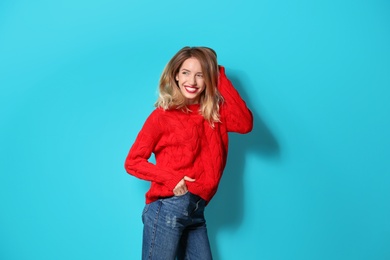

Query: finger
174;188;186;196
183;176;196;182
173;185;186;194
174;179;185;190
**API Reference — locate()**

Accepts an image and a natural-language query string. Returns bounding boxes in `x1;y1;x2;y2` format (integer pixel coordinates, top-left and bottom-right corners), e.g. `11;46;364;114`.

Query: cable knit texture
125;66;253;204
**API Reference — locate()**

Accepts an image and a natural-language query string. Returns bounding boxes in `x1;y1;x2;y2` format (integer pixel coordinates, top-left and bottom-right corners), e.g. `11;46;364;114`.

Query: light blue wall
1;0;389;259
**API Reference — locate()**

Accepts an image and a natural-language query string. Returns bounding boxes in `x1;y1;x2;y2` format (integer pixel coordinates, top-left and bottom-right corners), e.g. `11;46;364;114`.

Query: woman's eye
182;71;189;75
197;74;203;78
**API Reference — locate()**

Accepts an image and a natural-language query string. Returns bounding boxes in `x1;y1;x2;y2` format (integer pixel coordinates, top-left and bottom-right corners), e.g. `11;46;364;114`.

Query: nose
188;76;196;85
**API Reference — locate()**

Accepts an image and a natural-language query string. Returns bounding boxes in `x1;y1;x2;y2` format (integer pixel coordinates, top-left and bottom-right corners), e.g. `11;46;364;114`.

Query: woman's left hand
173;176;195;196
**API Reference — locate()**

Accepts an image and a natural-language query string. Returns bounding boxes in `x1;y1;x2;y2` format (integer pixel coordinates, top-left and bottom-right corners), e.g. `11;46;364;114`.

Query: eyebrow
180;68;203;74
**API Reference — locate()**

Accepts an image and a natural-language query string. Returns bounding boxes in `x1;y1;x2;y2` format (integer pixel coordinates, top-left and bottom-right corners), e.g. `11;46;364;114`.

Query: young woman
125;46;253;260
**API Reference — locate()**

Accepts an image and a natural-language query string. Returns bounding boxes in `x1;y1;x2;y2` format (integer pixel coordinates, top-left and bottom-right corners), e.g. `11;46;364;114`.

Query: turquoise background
1;0;389;259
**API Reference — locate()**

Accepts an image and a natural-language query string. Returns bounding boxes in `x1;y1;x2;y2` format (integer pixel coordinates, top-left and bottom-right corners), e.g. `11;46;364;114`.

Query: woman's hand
173;176;195;196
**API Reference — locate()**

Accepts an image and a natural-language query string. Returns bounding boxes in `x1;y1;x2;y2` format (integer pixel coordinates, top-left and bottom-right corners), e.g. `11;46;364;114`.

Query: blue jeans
142;192;213;260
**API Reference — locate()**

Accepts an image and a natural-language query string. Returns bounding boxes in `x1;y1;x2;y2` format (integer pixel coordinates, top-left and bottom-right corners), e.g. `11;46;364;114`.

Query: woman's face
175;57;205;105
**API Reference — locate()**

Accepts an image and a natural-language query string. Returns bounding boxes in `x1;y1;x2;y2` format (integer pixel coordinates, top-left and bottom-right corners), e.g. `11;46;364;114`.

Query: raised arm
218;66;253;133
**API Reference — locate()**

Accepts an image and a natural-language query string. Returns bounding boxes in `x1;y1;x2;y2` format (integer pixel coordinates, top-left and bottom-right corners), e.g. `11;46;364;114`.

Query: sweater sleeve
218;66;253;133
124;110;184;191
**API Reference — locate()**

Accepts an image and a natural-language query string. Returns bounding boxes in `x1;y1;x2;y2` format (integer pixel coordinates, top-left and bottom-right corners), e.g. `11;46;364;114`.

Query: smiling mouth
184;85;198;94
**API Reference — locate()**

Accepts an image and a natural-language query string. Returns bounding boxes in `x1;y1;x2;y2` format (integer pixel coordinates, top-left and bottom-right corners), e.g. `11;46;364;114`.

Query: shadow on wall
206;69;280;260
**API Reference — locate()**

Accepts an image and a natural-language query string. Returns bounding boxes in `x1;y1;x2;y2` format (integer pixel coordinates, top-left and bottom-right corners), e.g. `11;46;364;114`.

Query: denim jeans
141;192;212;260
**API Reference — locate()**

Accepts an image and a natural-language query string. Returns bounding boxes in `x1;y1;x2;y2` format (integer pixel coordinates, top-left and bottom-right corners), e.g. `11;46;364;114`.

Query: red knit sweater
125;66;253;204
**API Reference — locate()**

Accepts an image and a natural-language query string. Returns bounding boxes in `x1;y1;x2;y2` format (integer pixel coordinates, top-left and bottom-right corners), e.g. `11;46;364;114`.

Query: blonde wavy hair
155;46;223;125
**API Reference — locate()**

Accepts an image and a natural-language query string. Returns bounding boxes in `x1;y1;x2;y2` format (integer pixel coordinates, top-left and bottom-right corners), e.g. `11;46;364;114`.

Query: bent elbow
242;123;253;134
124;156;137;174
240;111;253;134
239;123;253;134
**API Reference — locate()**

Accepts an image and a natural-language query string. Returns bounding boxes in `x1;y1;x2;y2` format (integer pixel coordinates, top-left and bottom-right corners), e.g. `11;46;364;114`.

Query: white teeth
185;86;197;93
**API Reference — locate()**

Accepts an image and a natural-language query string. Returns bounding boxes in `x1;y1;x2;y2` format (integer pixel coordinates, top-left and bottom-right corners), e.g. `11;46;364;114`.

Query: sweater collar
186;104;200;112
168;104;201;115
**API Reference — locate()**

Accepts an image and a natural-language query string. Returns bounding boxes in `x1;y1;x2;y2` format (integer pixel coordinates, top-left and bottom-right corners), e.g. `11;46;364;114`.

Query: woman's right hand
173;176;195;196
